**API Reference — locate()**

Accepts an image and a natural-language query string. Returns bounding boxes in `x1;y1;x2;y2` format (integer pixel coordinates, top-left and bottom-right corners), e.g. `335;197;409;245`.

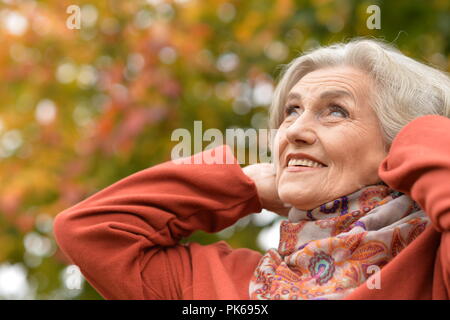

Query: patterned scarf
249;183;430;300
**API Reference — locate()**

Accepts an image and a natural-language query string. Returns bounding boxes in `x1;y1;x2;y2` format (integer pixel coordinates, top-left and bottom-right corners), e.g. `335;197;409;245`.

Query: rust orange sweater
54;115;450;299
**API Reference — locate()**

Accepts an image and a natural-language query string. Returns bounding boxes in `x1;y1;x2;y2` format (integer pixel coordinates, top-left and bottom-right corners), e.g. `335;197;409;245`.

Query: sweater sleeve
53;144;262;299
378;114;450;292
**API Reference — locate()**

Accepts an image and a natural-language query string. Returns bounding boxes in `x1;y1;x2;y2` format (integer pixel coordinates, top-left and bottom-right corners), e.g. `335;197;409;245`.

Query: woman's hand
242;163;291;216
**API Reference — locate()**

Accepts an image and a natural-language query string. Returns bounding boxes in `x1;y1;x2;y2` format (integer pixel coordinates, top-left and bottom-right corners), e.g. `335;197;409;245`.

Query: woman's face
274;65;388;210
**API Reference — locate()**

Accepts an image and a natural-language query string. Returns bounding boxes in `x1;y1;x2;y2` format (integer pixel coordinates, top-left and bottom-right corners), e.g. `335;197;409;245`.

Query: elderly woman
54;38;450;300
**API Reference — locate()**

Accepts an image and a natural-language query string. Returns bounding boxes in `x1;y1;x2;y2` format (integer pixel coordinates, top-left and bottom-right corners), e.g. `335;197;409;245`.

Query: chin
278;186;319;211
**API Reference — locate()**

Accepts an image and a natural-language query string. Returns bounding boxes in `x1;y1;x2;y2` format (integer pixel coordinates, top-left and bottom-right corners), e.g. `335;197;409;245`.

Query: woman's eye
328;105;349;118
285;105;299;117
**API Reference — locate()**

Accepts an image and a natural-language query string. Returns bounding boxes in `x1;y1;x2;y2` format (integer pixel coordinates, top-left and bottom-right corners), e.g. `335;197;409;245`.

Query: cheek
273;130;288;184
322;134;353;166
327;133;386;180
325;130;378;170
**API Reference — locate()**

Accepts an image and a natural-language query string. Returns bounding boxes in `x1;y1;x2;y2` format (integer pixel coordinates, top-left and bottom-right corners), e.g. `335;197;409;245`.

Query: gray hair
269;37;450;149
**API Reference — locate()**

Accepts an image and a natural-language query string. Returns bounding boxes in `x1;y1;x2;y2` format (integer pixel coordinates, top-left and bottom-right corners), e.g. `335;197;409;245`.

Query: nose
285;113;317;146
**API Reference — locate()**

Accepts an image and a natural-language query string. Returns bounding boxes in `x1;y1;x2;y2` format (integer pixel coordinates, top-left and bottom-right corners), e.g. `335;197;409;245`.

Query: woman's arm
378;114;450;292
242;163;291;216
53;145;262;299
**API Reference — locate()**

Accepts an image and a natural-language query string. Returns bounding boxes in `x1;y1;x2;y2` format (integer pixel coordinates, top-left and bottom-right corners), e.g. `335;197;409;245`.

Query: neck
288;183;395;222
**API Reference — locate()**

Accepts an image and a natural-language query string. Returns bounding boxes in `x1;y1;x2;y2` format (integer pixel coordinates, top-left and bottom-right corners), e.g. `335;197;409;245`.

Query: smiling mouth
287;158;326;168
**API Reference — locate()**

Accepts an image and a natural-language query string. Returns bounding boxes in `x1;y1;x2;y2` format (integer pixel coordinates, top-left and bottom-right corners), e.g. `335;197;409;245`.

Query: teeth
288;158;324;168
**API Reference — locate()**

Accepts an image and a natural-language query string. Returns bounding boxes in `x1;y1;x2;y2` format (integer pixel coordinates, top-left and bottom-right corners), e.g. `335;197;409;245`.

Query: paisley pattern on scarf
249;184;430;300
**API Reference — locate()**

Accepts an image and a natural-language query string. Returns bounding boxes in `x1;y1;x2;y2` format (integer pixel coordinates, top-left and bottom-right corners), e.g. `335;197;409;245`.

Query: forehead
289;66;373;99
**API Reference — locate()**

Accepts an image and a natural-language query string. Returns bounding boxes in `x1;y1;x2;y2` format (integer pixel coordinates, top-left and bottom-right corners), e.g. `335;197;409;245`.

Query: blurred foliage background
0;0;449;299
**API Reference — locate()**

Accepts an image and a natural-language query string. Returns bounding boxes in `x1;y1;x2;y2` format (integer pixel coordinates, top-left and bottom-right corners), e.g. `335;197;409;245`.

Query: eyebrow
286;90;355;102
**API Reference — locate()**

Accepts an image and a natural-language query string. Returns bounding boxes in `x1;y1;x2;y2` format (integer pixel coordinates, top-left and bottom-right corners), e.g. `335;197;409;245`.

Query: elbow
53;210;79;259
